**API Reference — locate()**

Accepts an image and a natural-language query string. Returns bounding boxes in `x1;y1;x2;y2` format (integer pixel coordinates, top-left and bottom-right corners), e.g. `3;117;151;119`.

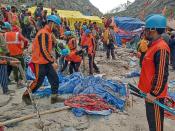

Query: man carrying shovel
138;14;170;131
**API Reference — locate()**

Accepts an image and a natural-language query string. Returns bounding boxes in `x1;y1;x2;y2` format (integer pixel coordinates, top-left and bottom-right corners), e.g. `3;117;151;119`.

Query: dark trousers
106;43;115;59
24;63;59;95
7;55;25;83
0;65;8;94
145;99;164;131
69;62;81;74
62;60;81;74
25;25;32;41
88;54;99;75
171;49;175;69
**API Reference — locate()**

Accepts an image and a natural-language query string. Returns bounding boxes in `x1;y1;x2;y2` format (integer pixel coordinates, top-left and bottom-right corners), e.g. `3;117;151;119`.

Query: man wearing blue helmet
138;14;170;131
22;15;65;105
84;29;100;75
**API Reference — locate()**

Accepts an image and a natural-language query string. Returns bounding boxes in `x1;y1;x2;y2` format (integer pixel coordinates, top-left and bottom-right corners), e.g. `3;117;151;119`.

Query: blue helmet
61;49;70;56
82;25;87;31
2;22;12;30
64;31;72;36
47;15;61;26
85;29;91;35
145;14;167;29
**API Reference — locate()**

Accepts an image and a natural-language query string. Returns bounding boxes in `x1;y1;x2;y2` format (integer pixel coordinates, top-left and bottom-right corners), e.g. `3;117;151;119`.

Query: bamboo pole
0;106;70;127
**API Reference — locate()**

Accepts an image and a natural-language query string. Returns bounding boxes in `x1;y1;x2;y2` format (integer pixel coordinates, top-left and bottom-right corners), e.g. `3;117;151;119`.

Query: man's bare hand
146;93;156;102
10;61;20;67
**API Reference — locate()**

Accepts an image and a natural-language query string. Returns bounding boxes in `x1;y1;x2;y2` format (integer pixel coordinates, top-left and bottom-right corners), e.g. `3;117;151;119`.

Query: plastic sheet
125;70;140;78
72;108;112;117
31;72;126;111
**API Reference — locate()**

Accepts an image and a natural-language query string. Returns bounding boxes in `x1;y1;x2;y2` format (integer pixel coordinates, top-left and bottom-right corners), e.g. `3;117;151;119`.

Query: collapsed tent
115;29;133;47
114;17;144;47
114;16;145;31
26;71;127;116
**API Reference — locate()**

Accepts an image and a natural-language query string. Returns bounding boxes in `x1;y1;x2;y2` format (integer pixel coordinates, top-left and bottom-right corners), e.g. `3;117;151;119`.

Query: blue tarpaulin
114;16;145;31
29;72;127;115
168;80;175;101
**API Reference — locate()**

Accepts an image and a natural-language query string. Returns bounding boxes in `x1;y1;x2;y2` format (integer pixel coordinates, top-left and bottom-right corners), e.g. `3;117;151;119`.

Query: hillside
106;0;175;19
2;0;102;16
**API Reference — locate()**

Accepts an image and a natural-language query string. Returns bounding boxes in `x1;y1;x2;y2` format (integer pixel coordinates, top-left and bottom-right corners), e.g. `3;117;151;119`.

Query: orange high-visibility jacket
31;25;54;64
65;49;82;63
5;31;28;56
68;38;77;50
80;32;87;47
138;38;170;98
86;34;96;55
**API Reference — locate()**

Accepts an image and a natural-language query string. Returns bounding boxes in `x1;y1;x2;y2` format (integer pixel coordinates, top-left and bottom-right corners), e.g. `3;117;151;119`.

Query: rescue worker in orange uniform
22;15;65;105
138;14;170;131
9;6;20;27
0;24;19;94
3;22;28;87
59;24;65;39
84;29;100;75
80;25;87;48
61;31;82;74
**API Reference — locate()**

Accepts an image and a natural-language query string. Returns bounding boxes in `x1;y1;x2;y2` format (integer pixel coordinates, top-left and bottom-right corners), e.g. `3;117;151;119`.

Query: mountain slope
106;0;175;19
2;0;102;16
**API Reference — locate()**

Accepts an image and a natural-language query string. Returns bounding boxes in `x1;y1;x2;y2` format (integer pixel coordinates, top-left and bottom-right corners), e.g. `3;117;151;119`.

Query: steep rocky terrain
2;0;102;16
106;0;175;19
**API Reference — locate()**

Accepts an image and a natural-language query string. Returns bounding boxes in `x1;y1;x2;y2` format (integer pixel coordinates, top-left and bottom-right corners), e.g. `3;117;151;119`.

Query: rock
0;95;12;107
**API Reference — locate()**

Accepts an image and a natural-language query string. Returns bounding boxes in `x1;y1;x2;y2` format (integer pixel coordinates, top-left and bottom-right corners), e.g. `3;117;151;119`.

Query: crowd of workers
0;4;117;102
0;3;175;131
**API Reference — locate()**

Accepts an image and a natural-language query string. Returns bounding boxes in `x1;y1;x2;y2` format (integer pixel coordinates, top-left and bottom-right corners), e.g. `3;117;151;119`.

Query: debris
65;94;114;117
0;106;70;127
0;95;12;107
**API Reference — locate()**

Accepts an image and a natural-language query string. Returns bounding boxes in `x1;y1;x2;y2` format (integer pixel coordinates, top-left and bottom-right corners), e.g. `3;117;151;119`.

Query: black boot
51;94;65;104
22;94;32;105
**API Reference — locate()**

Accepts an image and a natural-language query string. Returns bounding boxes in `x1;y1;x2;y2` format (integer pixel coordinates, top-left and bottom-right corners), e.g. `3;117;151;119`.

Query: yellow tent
85;16;102;24
57;10;87;29
28;6;102;29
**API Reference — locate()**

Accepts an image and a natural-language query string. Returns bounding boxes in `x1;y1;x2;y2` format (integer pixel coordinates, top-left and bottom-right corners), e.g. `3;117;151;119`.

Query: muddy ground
0;48;175;131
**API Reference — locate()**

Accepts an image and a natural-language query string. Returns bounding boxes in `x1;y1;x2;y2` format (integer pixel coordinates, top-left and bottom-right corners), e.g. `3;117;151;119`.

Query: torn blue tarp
72;108;112;117
114;16;145;31
125;70;140;78
33;72;126;111
168;80;175;101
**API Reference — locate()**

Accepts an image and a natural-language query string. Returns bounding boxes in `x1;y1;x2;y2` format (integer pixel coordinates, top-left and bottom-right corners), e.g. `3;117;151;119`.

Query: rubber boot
22;94;32;105
51;94;65;104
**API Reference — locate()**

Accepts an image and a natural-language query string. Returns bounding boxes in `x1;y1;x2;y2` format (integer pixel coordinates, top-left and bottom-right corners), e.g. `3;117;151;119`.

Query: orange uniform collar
44;25;52;33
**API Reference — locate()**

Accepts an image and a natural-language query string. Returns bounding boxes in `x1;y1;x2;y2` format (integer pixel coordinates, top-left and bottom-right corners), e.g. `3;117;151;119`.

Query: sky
90;0;135;14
